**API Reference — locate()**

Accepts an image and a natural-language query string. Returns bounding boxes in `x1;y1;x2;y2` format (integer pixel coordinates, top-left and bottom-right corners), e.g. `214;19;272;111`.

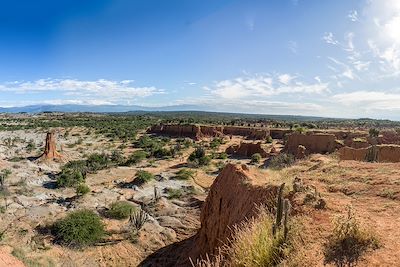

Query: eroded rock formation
149;124;270;140
339;145;400;162
295;145;306;159
226;142;269;157
39;131;62;160
188;164;279;261
285;133;338;155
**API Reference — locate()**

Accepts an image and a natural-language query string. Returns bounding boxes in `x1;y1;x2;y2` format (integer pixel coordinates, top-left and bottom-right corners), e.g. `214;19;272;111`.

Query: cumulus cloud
0;78;163;105
207;73;329;100
332;91;400;110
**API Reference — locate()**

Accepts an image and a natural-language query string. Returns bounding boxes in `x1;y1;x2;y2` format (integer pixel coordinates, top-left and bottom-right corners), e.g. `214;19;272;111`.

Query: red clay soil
285;133;338;155
226;142;269;157
139;164;279;267
0;248;25;267
38;131;62;160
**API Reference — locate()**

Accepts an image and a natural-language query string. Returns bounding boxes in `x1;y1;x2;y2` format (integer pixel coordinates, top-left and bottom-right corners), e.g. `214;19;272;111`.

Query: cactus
365;145;378;162
275;183;285;227
153;186;160;202
283;199;291;240
129;209;149;233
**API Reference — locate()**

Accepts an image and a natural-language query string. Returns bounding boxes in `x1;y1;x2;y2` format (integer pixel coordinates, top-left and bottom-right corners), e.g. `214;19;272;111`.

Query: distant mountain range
0;104;206;113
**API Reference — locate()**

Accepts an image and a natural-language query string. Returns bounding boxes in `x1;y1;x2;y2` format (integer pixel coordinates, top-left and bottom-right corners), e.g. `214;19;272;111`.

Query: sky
1;0;400;119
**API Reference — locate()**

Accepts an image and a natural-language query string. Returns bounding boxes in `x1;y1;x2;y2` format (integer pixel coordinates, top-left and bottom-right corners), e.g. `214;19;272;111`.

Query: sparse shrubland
134;170;154;185
269;153;295;170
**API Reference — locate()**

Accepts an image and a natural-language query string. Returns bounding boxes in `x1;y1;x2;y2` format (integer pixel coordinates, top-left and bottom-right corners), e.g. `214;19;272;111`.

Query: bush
110;150;125;165
269;153;295;170
57;169;85;188
324;207;379;267
86;153;109;172
106;201;136;220
251;153;262;164
53;210;105;247
134;170;154;185
173;168;195;180
76;183;90;196
266;136;273;143
188;147;211;167
166;188;184;199
217;152;228;159
124;150;148;166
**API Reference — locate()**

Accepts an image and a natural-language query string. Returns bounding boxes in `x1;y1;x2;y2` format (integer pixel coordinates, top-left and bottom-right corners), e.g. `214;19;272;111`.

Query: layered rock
285;133;338;155
226;142;269;157
270;129;292;139
39;131;62;160
339;145;400;162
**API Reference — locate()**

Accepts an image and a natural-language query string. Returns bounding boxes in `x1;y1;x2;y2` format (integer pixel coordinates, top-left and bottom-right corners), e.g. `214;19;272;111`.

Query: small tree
369;128;379;138
251;153;262;164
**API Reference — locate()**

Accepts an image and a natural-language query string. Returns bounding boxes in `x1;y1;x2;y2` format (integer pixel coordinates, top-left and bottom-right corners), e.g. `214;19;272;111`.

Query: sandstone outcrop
285;133;338;155
226;142;268;157
270;129;292;139
39;131;62;160
149;124;270;140
338;145;400;162
188;164;280;261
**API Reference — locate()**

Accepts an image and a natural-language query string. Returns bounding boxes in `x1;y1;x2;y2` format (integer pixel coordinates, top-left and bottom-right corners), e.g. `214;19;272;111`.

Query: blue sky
1;0;400;119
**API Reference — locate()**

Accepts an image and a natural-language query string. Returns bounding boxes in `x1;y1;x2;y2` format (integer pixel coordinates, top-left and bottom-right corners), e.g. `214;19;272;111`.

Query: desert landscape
0;112;399;266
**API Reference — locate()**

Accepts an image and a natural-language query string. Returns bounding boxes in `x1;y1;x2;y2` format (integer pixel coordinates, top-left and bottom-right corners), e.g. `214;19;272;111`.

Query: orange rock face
149;124;270;140
339;145;400;162
39;131;62;160
187;164;279;261
226;142;269;157
285;133;338;155
0;248;25;267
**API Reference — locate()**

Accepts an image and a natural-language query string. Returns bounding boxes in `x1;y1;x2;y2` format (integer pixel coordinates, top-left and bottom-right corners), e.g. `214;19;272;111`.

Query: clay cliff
187;164;279;261
226;142;269;157
285;133;338;155
149;124;270;140
339;145;400;162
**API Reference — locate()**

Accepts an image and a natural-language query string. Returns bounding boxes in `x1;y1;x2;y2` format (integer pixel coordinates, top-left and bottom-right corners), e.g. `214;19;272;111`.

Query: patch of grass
324;206;379;267
269;153;295;170
166;188;184;199
76;183;90;196
53;210;106;248
173;168;195;180
134;170;154;185
11;248;52;267
106;201;136;220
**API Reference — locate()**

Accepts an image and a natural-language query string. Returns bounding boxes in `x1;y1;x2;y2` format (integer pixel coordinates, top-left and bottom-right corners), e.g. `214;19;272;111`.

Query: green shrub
324;207;379;267
76;183;90;196
266;136;273;143
251;153;262;164
166;188;184;199
217;152;228;159
369;128;380;137
173;168;195;180
110;150;125;165
106;201;136;220
269;153;295;170
124;150;148;166
53;210;105;247
86;153;110;172
57;169;85;188
188;147;211;167
134;170;154;184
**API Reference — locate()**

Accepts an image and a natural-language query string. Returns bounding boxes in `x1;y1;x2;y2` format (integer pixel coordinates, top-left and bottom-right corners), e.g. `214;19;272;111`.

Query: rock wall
149;124;270;140
188;164;279;261
285;133;338;155
226;142;269;157
338;145;400;162
270;129;292;139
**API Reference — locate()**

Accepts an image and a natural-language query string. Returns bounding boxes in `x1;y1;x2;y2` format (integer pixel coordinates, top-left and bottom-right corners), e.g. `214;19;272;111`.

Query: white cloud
323;32;339;45
0;78;163;105
348;10;359;22
332;90;400;110
208;73;329;100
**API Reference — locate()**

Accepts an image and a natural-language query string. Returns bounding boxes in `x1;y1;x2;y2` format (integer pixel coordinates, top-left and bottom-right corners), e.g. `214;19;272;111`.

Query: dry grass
193;208;302;267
